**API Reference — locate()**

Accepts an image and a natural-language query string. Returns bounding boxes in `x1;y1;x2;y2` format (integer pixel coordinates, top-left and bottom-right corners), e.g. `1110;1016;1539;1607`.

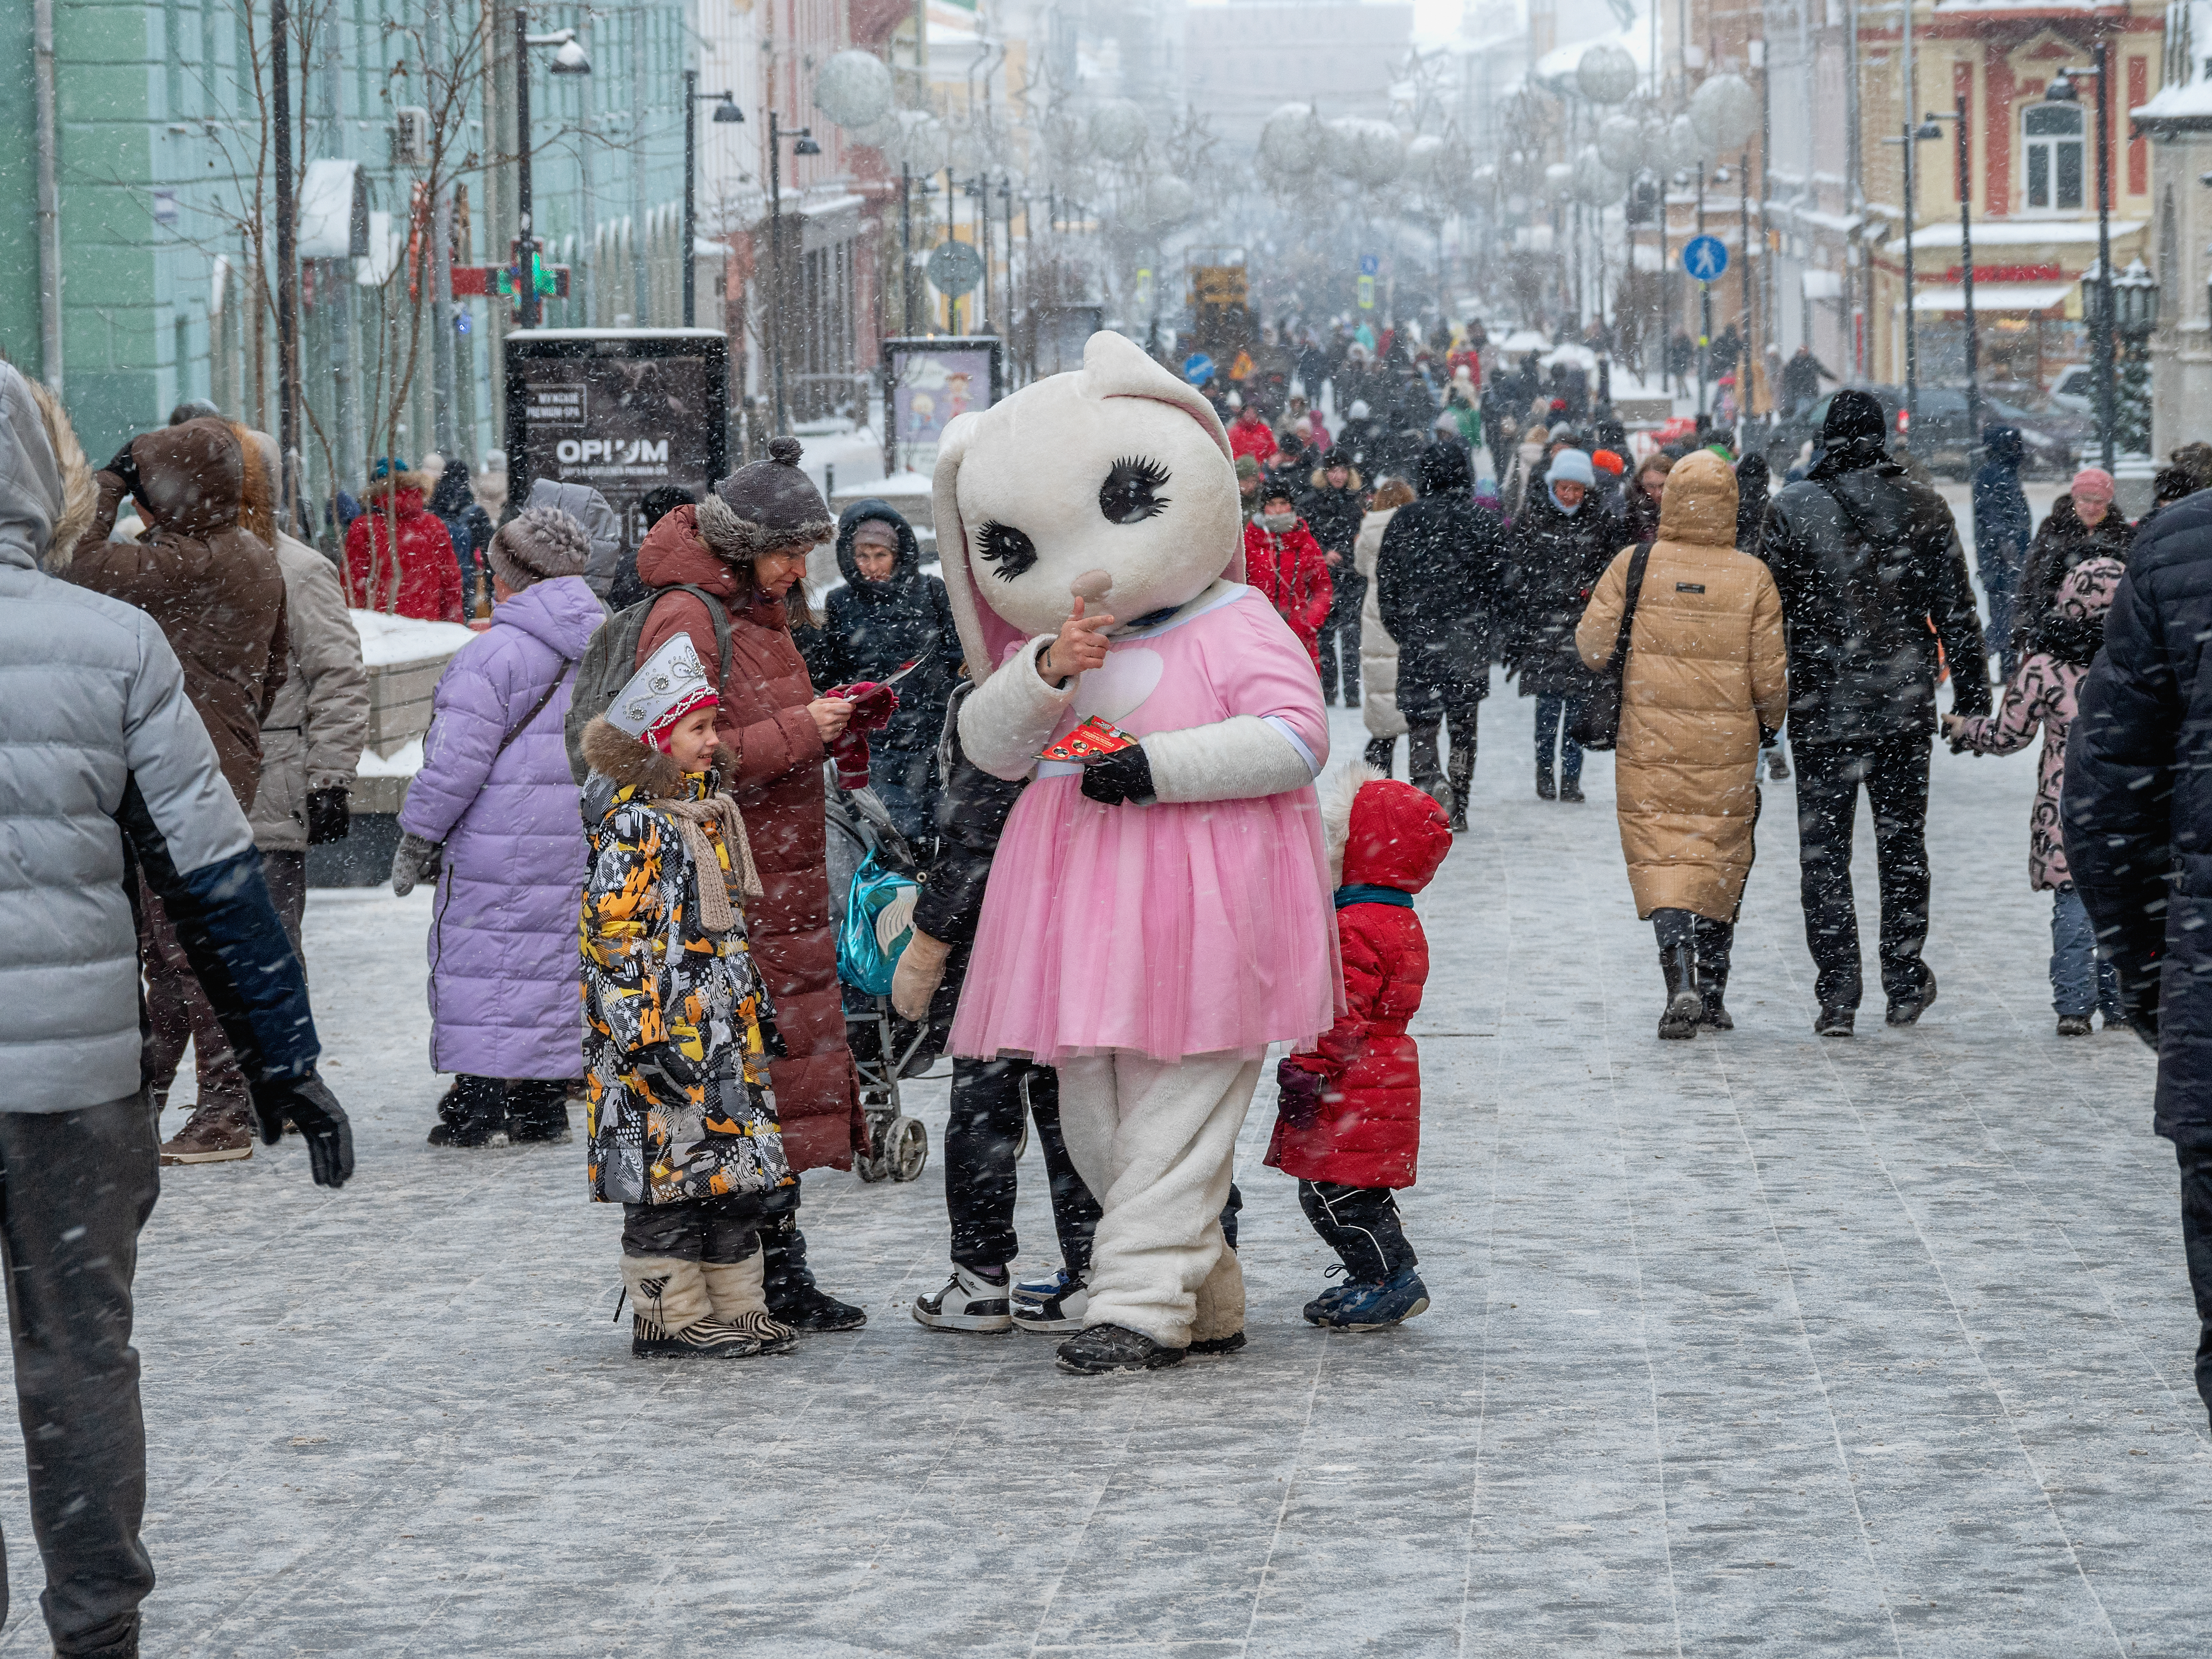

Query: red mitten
824;681;900;791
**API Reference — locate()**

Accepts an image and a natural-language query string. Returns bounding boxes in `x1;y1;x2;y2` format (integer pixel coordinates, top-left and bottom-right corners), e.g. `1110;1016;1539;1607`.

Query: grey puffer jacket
251;530;370;851
528;479;624;600
0;364;320;1111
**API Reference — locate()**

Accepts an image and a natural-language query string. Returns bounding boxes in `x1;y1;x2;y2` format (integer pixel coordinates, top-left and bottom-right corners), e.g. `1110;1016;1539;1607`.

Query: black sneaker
1188;1330;1246;1357
2056;1013;2095;1037
768;1283;867;1332
1814;1005;1855;1038
427;1119;510;1149
1536;774;1557;801
1055;1323;1186;1375
1559;781;1585;803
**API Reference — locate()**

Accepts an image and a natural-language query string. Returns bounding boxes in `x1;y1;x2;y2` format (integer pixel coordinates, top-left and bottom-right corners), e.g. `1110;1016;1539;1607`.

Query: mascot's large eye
975;521;1038;582
1099;456;1172;525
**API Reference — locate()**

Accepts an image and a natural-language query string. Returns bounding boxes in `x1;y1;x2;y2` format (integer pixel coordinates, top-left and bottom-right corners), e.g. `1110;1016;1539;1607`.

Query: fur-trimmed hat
695;435;833;562
487;503;591;590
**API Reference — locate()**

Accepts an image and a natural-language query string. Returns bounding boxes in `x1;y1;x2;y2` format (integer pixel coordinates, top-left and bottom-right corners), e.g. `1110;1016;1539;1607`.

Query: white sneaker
1011;1269;1089;1333
911;1264;1014;1333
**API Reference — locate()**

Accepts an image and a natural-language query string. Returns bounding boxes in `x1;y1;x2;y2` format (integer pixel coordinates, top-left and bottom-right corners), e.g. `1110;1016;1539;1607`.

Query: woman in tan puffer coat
1577;450;1787;1040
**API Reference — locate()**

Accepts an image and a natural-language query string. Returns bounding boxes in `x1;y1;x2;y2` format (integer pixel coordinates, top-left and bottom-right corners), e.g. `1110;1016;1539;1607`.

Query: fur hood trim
27;379;95;574
1323;761;1385;884
581;715;738;798
695;490;832;561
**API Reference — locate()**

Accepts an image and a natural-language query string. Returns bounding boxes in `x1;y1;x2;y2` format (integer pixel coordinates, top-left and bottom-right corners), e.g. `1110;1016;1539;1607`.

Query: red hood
1342;779;1452;892
635;502;787;626
364;485;427;517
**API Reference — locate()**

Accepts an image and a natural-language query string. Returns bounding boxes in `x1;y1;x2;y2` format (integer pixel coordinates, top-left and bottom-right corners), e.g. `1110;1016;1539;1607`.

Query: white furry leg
1054;1050;1263;1349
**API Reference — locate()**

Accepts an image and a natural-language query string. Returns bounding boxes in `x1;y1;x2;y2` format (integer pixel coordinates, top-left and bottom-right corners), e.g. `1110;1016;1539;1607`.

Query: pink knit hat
2070;466;2116;504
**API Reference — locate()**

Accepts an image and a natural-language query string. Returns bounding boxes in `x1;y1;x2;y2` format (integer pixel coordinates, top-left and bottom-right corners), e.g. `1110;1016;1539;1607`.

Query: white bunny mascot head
933;331;1339;1377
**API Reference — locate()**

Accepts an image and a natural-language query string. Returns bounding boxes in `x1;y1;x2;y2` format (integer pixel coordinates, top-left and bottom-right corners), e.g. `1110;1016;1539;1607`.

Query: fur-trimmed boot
701;1253;798;1354
1187;1244;1246;1357
622;1256;765;1359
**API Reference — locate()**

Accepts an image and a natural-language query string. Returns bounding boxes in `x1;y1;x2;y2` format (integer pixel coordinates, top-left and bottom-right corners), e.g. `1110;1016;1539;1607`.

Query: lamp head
712;95;745;124
2043;73;2078;102
793;131;823;157
550;39;591;73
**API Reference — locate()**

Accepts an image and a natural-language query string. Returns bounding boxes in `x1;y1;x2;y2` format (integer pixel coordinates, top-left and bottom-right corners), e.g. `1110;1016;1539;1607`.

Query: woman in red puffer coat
344;459;463;620
1265;767;1453;1330
1242;483;1333;669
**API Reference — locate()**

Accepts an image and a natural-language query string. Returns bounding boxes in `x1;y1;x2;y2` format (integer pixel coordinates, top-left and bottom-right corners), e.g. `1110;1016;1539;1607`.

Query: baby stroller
823;771;938;1183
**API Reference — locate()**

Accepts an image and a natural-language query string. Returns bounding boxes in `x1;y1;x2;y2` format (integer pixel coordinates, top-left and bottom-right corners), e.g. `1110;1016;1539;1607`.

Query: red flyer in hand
1040;716;1139;763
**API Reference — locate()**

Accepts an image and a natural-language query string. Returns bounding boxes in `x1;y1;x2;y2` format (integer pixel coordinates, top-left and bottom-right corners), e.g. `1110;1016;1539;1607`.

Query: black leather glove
306;786;351;845
1275;1057;1325;1131
103;440;143;503
247;1070;355;1188
1080;743;1155;806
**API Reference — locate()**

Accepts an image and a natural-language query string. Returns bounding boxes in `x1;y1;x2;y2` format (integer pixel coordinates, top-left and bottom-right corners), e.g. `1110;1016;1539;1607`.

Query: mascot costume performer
918;330;1339;1375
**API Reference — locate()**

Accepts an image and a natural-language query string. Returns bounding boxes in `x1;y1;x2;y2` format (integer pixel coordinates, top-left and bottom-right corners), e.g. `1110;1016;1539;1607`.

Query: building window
2024;103;2084;212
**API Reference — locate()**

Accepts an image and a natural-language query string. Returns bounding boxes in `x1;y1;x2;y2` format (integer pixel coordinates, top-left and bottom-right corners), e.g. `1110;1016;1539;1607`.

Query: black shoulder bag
1570;541;1654;752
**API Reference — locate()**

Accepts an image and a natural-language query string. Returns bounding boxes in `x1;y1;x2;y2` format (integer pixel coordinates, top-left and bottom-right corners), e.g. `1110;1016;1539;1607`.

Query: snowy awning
1911;282;2072;314
1887;219;2145;253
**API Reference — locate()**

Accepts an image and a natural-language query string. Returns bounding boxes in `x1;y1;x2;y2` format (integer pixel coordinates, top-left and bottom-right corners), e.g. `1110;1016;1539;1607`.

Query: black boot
1657;942;1703;1039
760;1209;867;1331
428;1074;510;1148
1056;1323;1186;1375
507;1078;575;1144
1407;723;1444;808
1536;767;1557;801
1447;745;1475;832
1697;955;1733;1031
1362;736;1396;777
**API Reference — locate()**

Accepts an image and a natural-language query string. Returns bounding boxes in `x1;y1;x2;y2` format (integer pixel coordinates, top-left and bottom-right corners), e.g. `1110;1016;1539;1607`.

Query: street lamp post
1888;116;1945;437
512;9;590;331
765;111;822;435
680;77;744;328
272;0;297;530
2047;51;2114;466
2112;256;2160;454
1696;161;1709;419
1918;101;1980;457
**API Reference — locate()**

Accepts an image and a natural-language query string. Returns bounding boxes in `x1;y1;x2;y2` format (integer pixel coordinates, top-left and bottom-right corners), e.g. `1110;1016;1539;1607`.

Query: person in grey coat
0;361;352;1659
529;477;624;600
239;431;371;951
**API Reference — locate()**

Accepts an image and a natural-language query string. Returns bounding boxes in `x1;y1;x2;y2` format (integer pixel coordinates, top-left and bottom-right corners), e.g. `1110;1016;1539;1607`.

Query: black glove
1275;1057;1325;1131
103;440;143;503
1080;743;1155;806
306;786;351;845
247;1070;355;1188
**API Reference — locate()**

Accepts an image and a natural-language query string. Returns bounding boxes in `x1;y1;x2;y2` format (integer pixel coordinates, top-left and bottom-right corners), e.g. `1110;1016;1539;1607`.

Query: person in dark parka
1758;390;1990;1034
1376;440;1513;830
889;679;1103;1334
2064;489;2212;1429
1504;447;1616;803
797;498;966;846
1304;458;1368;707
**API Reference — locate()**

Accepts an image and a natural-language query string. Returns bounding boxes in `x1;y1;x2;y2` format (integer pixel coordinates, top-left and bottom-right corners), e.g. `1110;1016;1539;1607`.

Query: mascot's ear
932;410;1022;685
1077;331;1231;463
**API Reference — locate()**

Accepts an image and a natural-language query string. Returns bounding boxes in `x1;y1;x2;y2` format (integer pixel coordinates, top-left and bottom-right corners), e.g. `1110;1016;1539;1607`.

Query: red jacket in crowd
1266;778;1453;1189
344;484;464;621
1228;412;1280;466
1242;515;1333;665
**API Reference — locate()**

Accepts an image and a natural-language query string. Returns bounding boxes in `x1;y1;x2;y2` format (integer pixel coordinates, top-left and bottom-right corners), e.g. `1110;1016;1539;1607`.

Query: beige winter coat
250;532;370;851
1576;451;1788;921
1356;505;1407;739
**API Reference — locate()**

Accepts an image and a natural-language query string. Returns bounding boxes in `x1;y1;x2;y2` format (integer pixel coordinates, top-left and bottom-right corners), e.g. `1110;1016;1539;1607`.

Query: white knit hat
610;635;717;745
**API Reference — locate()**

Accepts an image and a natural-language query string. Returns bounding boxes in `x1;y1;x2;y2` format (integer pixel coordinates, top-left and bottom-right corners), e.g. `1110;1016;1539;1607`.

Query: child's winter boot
506;1078;574;1145
623;1256;766;1359
1315;1265;1431;1331
1301;1265;1357;1326
1011;1267;1088;1333
427;1074;510;1149
912;1263;1014;1332
701;1253;798;1353
1055;1324;1185;1375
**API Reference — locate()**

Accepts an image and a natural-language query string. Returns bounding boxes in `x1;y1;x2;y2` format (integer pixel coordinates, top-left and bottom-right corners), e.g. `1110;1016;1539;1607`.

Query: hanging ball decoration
1404;133;1444;189
1089;99;1149;162
1258;103;1324;174
1690;72;1759;154
1573;145;1622;206
1576;42;1639;106
1139;175;1197;227
812;50;894;130
1665;112;1705;172
1337;118;1405;186
1544;160;1576;198
1597;112;1645;174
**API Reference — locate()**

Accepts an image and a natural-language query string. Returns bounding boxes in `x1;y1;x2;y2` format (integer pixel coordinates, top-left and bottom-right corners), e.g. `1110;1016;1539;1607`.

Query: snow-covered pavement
4;699;2203;1656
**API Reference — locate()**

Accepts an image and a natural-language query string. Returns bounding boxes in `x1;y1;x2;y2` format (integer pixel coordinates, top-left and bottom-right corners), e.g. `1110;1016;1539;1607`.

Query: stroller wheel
887;1116;929;1183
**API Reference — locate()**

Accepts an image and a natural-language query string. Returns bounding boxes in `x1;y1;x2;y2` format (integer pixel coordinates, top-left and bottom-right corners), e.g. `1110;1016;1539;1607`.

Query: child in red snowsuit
1265;767;1453;1329
1242;487;1333;669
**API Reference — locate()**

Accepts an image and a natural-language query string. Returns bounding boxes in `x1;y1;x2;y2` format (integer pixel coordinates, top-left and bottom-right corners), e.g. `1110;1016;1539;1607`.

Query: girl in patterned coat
1944;556;2126;1035
579;635;797;1358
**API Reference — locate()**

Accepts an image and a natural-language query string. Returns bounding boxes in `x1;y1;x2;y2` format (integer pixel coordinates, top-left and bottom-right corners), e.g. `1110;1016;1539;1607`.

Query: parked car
2046;363;2094;415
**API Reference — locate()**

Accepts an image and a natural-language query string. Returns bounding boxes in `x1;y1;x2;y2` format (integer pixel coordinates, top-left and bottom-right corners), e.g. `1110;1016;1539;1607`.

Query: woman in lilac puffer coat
393;505;606;1147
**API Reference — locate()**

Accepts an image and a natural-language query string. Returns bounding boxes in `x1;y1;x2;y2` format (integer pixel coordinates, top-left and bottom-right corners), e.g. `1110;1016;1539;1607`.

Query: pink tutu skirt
949;773;1341;1065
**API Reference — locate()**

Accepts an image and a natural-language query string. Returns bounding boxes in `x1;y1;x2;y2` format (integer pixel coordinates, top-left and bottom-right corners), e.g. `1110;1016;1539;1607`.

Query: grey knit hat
696;435;833;562
486;503;590;591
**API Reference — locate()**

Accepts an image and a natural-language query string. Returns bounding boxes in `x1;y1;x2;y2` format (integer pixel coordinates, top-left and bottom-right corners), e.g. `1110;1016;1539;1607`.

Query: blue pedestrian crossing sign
1183;352;1216;386
1359;254;1379;276
1681;235;1729;282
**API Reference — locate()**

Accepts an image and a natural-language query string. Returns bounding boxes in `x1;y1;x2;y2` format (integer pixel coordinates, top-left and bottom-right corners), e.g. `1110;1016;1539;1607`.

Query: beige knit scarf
654;793;763;937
